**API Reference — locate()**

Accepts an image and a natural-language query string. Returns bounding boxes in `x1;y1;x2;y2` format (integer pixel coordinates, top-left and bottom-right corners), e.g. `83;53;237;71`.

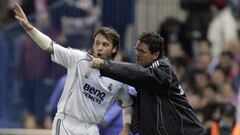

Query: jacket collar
149;56;170;69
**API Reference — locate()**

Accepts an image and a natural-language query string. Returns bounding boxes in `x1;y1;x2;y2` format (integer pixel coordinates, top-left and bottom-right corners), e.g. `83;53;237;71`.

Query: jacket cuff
100;60;109;74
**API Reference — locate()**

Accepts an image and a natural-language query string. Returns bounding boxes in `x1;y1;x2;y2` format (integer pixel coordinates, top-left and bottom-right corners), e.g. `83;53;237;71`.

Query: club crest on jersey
108;83;113;91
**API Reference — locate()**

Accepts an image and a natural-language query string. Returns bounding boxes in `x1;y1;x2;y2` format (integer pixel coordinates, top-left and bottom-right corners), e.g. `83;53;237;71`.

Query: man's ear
112;46;117;54
153;51;160;60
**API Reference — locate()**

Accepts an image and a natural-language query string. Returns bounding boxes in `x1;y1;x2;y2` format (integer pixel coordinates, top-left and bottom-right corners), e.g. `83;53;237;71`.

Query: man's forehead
136;41;149;49
95;34;112;44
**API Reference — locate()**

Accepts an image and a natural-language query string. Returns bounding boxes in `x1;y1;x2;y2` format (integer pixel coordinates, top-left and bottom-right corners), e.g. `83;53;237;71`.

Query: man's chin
99;55;105;59
137;61;147;67
137;59;141;63
98;55;109;60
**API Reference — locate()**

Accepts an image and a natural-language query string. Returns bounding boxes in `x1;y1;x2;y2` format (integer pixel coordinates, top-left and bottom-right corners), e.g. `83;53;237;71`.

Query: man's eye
139;50;144;53
103;43;109;47
95;42;100;45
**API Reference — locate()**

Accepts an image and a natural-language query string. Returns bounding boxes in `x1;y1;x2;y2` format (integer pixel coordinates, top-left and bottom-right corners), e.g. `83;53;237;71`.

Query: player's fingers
14;9;21;17
14;15;21;21
14;3;22;13
15;15;24;22
14;3;23;12
14;3;26;18
15;15;25;25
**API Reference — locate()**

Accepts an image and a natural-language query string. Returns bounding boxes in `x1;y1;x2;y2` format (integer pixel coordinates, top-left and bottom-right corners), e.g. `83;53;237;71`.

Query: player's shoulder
70;48;90;60
103;77;121;84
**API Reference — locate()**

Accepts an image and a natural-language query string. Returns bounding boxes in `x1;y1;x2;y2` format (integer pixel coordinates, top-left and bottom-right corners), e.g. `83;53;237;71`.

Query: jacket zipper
156;96;168;135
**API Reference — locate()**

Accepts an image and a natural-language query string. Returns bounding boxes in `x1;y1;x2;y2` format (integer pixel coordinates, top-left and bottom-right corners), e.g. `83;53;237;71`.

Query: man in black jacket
91;32;204;135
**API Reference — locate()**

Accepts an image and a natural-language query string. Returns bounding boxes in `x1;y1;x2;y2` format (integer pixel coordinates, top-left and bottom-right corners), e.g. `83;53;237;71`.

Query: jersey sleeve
116;84;133;108
51;43;86;68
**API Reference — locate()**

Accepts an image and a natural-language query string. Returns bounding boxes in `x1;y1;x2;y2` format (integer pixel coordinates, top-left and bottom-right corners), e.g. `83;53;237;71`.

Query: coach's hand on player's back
14;3;33;31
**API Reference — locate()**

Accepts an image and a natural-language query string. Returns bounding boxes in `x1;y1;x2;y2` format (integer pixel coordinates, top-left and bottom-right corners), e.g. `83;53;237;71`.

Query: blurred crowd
0;0;240;135
160;0;240;134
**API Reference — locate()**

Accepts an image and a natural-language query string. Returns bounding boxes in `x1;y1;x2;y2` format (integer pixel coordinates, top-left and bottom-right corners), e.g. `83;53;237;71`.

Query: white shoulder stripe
150;60;161;69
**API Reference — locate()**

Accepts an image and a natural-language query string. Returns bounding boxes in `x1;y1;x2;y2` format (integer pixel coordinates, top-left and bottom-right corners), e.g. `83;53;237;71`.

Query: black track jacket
100;57;204;135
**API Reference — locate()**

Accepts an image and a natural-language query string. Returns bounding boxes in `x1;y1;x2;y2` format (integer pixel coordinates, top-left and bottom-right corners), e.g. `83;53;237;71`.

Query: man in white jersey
14;3;133;135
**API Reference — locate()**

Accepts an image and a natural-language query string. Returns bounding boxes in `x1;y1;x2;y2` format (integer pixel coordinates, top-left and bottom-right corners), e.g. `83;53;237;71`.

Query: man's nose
135;50;140;56
97;44;103;50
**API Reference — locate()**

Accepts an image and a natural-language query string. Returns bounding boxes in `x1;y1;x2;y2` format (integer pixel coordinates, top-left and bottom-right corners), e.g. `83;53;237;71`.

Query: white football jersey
51;43;132;124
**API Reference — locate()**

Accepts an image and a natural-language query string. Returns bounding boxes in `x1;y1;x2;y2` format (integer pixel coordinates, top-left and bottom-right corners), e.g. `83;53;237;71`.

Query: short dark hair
93;27;120;58
138;32;165;57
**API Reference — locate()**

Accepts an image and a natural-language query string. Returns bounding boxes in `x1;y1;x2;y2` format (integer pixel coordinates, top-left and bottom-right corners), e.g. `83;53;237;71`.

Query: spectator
180;0;212;57
22;113;39;129
50;0;100;49
207;0;239;59
101;0;135;50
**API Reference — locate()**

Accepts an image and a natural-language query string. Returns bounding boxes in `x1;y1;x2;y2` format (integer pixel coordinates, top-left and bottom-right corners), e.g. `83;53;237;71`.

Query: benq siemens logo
83;83;106;104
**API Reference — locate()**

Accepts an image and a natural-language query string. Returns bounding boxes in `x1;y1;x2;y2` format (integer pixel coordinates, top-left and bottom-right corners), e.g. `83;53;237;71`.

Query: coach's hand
14;3;33;31
91;57;104;69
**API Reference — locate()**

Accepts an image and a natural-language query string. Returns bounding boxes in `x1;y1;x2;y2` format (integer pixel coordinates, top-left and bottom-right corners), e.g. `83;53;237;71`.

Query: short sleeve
51;43;86;68
117;84;133;108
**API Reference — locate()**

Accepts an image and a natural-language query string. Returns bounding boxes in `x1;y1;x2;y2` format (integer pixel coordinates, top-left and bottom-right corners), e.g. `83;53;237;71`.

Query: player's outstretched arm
14;3;53;54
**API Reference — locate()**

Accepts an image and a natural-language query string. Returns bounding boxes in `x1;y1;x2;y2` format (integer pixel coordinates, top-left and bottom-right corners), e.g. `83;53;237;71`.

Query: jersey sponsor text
83;83;106;104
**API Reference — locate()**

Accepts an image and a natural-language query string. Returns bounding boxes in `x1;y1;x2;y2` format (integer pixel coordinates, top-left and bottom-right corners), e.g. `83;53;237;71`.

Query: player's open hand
91;57;104;69
14;3;33;31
